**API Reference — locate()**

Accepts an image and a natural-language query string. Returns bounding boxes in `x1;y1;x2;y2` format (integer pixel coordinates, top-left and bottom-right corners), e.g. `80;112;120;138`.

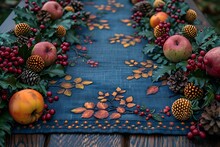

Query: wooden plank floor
2;0;220;146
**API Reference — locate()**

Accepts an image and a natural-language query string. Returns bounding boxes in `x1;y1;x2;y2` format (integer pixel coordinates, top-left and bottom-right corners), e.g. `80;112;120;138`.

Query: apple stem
175;40;179;46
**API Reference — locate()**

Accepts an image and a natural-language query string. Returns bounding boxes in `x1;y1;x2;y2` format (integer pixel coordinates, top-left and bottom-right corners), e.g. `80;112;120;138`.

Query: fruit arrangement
0;0;92;146
130;0;220;139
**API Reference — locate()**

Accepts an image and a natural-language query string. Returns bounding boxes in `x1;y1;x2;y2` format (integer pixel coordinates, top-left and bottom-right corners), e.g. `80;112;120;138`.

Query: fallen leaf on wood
134;73;141;79
110;113;121;119
98;91;104;95
112;91;117;97
121;19;130;23
142;73;148;78
148;70;153;76
116;87;121;92
81;110;94;118
71;107;86;113
97;102;108;109
84;102;95;109
147;86;159;95
100;99;107;102
94;110;109;119
133;70;142;74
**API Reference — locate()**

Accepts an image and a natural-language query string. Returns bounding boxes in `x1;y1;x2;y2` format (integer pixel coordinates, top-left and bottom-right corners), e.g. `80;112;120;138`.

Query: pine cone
172;98;192;121
153;0;165;8
167;70;188;93
36;10;51;23
182;25;197;38
132;1;154;17
70;0;84;12
200;101;220;135
185;9;197;23
20;69;41;86
26;55;45;72
56;25;66;37
184;83;203;100
154;24;166;38
17;35;29;45
14;23;30;36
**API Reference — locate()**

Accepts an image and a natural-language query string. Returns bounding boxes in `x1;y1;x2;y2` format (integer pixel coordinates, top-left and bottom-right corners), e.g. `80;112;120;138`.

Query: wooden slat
129;135;220;147
47;134;123;147
6;134;46;147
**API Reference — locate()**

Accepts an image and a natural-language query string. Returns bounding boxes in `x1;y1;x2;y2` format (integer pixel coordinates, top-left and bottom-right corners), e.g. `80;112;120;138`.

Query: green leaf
0;33;17;46
195;27;216;46
188;69;210;88
152;113;163;122
40;64;66;78
202;85;215;108
143;44;158;54
65;29;80;44
176;61;187;71
18;44;32;61
0;72;17;91
191;100;201;111
52;19;75;30
152;64;176;82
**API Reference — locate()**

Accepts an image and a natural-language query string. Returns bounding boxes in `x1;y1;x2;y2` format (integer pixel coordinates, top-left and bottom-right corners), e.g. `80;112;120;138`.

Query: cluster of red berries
87;60;99;67
24;0;41;12
0;89;8;101
58;0;71;7
215;94;220;102
56;54;68;67
166;0;185;24
161;106;171;117
187;123;206;139
0;46;23;74
154;22;171;46
61;42;70;54
186;50;206;72
133;105;154;120
41;91;59;121
131;11;143;28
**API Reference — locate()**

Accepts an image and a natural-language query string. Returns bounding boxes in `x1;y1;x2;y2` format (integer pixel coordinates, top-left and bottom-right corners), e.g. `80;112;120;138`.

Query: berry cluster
215;94;220;102
0;46;24;74
133;105;154;120
187;123;206;139
41;91;59;121
60;42;70;54
87;60;99;67
56;54;69;67
154;22;170;46
186;50;206;72
161;106;171;117
24;0;41;12
0;89;8;101
166;0;185;24
131;11;143;28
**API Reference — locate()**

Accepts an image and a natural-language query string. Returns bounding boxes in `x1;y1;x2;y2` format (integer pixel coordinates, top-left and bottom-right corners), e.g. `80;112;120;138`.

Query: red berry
145;108;150;112
199;131;206;139
136;105;140;109
203;59;208;65
191;54;196;59
166;112;171;116
200;50;206;56
1;95;7;100
47;91;52;97
44;104;48;109
40;24;45;29
54;96;59;101
197;56;203;63
190;125;196;131
186;65;192;71
48;97;53;103
163;108;168;113
46;113;52;120
145;117;149;120
41;115;46;121
148;114;152;118
215;94;220;101
165;106;170;111
134;109;139;114
139;111;145;116
187;132;194;139
192;129;199;136
49;109;56;115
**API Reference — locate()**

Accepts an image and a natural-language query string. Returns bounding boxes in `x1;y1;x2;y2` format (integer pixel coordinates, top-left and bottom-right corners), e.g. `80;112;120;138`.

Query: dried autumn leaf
120;99;126;105
142;73;148;78
49;80;57;85
126;96;133;103
127;76;134;80
105;92;110;97
114;97;120;101
138;68;146;71
130;59;135;63
116;87;122;92
60;82;74;89
134;62;138;65
98;25;104;29
75;84;84;89
145;64;153;68
147;86;159;95
127;103;136;108
100;99;107;103
140;62;146;66
127;23;132;26
82;81;93;85
97;102;108;109
71;107;86;113
123;43;130;48
89;26;95;31
57;88;65;94
100;20;108;23
134;73;141;79
148;70;153;76
84;102;95;109
116;107;125;114
110;113;121;119
94;110;109;119
112;91;117;97
134;38;141;43
162;80;167;86
74;77;82;84
98;91;104;95
116;95;124;99
64;89;72;96
89;14;96;19
133;70;142;74
110;40;115;43
98;96;105;99
124;61;130;65
129;41;135;46
119;90;126;94
121;19;130;23
153;65;158;69
81;110;94;118
147;60;153;64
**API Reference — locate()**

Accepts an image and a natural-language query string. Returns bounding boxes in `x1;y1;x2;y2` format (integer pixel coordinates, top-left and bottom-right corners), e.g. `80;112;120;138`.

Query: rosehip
187;132;194;139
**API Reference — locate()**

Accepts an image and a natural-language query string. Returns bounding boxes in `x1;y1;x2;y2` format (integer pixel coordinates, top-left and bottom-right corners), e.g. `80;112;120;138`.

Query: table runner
12;0;192;135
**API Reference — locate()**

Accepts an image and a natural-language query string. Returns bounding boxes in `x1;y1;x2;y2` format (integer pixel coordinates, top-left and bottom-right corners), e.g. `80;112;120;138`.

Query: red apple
163;35;192;62
9;89;44;125
32;42;57;66
41;1;63;20
204;47;220;78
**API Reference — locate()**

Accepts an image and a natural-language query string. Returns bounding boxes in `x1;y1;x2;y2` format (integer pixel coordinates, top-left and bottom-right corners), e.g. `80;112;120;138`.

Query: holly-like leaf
52;19;75;30
81;110;94;118
143;44;158;54
97;102;108;109
110;113;121;119
94;110;109;119
65;29;80;44
71;107;86;113
195;27;216;46
18;44;31;61
147;86;159;95
202;85;215;108
152;64;176;82
40;64;65;78
152;113;163;122
188;69;210;88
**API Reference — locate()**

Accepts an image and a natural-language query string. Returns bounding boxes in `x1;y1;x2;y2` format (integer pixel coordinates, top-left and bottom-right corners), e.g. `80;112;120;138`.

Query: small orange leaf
97;102;108;109
116;87;122;92
98;91;104;95
81;110;94;118
120;99;126;105
142;73;148;78
105;92;110;97
127;103;136;108
64;89;72;96
148;70;153;76
112;91;117;97
153;65;158;69
145;64;153;68
147;86;159;95
121;19;130;23
65;75;72;80
133;70;142;74
125;61;131;65
127;76;134;80
82;81;93;85
134;62;138;65
147;60;153;64
98;96;105;99
123;43;130;48
126;96;133;103
110;113;121;119
100;99;107;103
119;90;126;94
98;25;104;29
116;95;124;99
100;20;108;23
134;73;141;79
75;84;84;89
84;102;95;109
130;59;135;63
60;82;73;89
49;80;57;85
74;77;82;83
57;88;65;94
140;62;147;66
116;107;125;114
89;14;96;19
94;110;109;119
71;107;86;113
